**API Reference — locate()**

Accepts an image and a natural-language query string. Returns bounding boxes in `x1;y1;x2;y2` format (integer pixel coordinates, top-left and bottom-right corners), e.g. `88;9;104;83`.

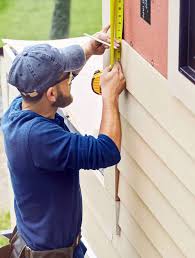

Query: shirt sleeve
28;120;121;172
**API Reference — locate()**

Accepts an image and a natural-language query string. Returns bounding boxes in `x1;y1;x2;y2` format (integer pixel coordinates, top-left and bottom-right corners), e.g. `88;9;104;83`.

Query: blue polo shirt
1;96;121;257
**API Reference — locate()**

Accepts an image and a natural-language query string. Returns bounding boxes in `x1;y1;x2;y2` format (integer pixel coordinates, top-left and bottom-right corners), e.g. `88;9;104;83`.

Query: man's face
52;73;74;108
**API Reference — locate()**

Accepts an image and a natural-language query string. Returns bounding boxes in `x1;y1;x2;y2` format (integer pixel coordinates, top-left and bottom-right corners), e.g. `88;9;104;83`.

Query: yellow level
91;0;124;95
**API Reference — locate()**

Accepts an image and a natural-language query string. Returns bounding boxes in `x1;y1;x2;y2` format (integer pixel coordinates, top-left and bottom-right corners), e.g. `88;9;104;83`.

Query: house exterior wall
124;0;168;78
81;0;195;257
2;1;195;257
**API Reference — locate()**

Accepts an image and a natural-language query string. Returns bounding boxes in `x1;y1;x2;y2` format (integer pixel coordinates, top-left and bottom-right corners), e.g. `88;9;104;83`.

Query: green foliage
0;0;102;47
70;0;102;37
0;0;55;47
0;0;9;11
0;211;11;247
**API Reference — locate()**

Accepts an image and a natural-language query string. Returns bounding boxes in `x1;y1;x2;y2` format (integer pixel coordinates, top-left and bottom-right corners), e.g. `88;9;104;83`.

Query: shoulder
29;118;67;139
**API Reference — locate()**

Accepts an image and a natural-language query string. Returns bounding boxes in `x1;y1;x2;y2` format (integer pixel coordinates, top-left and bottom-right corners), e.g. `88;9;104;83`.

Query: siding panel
119;94;195;230
121;40;195;161
119;203;162;258
82;197;121;258
82;172;140;258
80;170;115;240
112;232;141;258
120;117;195;257
118;178;185;258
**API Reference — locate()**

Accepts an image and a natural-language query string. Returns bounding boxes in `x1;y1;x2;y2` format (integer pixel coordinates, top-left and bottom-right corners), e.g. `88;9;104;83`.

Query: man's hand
100;62;126;101
83;25;120;59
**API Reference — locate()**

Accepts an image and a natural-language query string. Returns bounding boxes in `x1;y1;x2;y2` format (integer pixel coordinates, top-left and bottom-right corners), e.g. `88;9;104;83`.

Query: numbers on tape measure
91;0;124;95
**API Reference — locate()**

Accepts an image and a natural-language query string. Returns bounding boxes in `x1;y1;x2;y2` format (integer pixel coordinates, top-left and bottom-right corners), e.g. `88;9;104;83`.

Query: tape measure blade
110;0;116;66
114;0;124;61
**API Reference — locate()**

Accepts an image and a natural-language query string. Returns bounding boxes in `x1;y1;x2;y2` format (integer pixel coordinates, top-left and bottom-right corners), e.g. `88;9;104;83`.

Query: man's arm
29;64;125;171
99;63;126;151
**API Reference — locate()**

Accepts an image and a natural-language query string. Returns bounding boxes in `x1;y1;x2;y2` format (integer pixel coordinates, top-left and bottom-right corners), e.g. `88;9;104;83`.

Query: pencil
83;33;118;49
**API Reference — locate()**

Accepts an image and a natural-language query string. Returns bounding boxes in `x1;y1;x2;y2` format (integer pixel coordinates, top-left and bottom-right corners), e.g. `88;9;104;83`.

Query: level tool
91;0;124;95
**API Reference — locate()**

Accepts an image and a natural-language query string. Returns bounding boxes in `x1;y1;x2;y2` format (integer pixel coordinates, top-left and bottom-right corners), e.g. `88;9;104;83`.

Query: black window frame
179;0;195;84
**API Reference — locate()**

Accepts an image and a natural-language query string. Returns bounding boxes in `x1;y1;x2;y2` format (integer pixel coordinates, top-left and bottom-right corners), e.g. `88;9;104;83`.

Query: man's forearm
72;43;92;76
99;98;121;151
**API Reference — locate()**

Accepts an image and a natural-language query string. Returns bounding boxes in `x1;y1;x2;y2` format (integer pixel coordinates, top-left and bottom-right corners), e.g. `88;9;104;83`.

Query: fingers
106;38;120;49
102;65;112;76
102;24;110;33
113;62;125;83
103;62;124;77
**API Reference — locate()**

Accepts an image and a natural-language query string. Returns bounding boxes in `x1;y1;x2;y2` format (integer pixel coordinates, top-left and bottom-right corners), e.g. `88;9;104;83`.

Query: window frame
179;0;195;84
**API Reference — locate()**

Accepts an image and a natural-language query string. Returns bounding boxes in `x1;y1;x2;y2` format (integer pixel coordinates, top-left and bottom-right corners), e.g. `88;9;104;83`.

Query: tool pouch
0;244;11;258
8;227;81;258
25;246;74;258
0;227;18;258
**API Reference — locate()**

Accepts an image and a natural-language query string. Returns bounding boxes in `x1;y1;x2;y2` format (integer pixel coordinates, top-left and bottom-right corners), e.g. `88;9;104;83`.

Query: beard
52;91;73;108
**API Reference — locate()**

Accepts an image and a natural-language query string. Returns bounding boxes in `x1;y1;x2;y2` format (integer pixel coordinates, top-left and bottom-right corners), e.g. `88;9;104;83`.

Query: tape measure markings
91;0;124;95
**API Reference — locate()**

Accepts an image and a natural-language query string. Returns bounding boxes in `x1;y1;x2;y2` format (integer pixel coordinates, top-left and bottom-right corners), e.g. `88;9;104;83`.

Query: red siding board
124;0;168;78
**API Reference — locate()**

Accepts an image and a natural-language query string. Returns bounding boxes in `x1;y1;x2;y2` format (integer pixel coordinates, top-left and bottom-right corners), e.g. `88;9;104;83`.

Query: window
179;0;195;83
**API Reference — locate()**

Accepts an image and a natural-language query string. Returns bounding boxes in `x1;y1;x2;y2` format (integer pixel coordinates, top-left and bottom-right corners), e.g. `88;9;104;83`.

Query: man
1;26;126;258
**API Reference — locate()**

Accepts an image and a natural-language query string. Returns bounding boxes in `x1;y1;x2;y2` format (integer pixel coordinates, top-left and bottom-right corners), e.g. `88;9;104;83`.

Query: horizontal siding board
82;197;121;258
121;40;195;161
119;203;162;258
118;178;185;258
81;171;141;258
80;170;116;240
82;182;140;258
119;94;195;230
118;159;195;257
112;232;141;258
120;114;195;235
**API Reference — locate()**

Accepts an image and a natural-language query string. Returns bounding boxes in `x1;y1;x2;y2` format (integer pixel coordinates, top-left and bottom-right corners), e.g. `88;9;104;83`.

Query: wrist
102;95;119;106
82;41;93;60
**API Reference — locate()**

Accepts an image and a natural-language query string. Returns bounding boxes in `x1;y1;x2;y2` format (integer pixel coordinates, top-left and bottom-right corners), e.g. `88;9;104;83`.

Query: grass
0;211;11;247
0;0;102;47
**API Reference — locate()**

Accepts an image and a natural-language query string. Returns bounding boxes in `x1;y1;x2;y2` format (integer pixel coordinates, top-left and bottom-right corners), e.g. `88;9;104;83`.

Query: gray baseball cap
8;44;86;97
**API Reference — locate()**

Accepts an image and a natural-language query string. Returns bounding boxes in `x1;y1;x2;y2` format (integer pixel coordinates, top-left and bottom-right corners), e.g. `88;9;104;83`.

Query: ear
46;86;57;103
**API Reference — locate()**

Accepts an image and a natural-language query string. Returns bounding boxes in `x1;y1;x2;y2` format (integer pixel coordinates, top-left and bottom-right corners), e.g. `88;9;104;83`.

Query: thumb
104;65;112;72
102;24;110;33
102;65;112;77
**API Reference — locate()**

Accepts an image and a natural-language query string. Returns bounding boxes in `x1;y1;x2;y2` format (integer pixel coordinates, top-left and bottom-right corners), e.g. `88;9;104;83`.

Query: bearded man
1;26;125;258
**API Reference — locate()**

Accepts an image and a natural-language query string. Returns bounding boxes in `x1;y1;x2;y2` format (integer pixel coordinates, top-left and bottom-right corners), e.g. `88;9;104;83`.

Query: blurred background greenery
0;0;102;247
0;0;102;47
0;212;10;247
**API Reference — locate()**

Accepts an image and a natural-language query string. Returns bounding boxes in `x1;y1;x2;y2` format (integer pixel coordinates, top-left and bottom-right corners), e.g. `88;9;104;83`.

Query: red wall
124;0;168;78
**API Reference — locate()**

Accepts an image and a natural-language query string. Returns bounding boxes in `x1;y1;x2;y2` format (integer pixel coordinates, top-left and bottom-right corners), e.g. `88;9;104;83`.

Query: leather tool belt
0;227;81;258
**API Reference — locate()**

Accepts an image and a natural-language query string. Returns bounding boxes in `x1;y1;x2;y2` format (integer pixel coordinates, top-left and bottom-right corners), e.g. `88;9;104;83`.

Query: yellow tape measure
91;0;124;95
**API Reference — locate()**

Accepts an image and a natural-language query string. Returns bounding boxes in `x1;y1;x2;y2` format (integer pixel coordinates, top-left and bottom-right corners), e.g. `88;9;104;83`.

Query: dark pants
0;228;81;258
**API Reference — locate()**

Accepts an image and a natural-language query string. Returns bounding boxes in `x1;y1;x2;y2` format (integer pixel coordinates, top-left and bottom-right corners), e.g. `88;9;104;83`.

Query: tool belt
0;227;81;258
